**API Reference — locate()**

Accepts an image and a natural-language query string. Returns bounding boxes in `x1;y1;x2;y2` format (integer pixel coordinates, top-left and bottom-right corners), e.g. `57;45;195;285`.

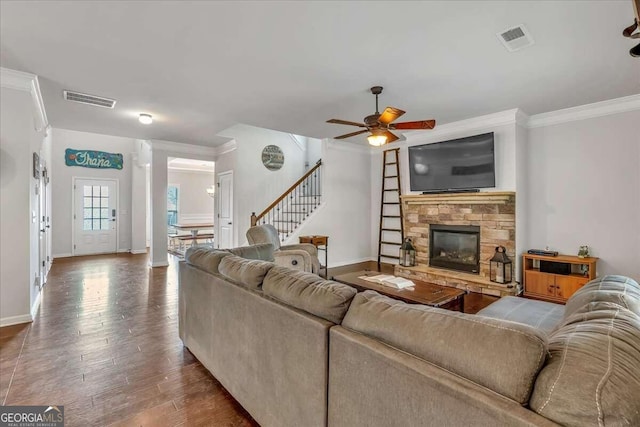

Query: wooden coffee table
333;270;466;312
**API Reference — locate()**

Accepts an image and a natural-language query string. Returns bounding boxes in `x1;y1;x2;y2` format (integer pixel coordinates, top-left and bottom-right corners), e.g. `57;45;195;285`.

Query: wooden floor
0;254;497;426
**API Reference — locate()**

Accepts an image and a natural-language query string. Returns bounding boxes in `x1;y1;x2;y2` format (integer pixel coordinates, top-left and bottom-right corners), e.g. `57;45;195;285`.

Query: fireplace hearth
429;225;480;274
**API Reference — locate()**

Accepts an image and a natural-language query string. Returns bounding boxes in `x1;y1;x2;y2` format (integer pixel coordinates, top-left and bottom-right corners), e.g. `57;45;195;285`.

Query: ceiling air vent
63;90;116;108
497;24;534;52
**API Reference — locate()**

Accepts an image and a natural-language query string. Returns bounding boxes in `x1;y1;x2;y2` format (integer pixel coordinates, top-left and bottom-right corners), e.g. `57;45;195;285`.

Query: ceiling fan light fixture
368;134;387;146
139;113;153;125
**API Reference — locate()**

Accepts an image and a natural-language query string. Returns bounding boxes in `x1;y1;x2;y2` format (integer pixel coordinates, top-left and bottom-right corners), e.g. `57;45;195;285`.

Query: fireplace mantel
401;192;514;205
396;191;517;296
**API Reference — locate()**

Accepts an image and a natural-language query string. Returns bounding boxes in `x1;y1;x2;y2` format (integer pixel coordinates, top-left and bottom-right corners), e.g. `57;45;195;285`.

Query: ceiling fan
327;86;436;146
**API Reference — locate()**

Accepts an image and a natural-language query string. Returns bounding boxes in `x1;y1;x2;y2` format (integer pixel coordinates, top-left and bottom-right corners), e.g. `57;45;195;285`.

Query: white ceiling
1;1;638;146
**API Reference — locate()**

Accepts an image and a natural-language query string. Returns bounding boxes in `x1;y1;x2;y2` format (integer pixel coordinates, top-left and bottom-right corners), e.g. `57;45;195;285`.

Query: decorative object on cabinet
577;245;590;258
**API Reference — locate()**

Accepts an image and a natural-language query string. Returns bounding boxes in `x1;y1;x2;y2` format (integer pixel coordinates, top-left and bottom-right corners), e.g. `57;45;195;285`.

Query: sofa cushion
565;275;640;318
341;291;547;405
477;296;564;334
262;266;357;324
185;247;232;275
530;307;640;427
218;255;275;290
227;243;275;262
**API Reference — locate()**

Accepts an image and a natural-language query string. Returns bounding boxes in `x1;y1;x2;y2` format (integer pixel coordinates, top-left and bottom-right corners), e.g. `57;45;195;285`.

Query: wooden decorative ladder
251;159;322;241
378;148;404;266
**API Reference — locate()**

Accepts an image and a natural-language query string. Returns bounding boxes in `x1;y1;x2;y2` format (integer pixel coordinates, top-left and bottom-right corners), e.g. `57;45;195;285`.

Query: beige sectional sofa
179;245;357;427
179;245;640;427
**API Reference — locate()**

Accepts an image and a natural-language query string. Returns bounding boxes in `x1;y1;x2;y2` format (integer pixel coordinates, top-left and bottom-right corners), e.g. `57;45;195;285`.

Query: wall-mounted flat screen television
408;132;495;192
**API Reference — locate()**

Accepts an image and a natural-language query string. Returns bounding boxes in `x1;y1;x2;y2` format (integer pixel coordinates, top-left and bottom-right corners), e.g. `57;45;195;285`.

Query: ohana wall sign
65;149;123;170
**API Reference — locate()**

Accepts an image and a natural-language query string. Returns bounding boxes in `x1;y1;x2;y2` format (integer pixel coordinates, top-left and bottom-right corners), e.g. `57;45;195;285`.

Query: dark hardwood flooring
0;255;497;426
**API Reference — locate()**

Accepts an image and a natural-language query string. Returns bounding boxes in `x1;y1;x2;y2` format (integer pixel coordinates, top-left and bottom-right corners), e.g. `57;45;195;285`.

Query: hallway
0;253;256;426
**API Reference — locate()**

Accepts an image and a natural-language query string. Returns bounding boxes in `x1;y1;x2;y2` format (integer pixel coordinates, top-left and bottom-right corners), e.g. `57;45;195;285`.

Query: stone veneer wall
397;192;516;295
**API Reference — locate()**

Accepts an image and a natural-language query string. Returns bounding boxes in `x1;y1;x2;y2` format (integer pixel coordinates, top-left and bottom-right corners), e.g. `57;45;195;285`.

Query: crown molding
213;139;237;156
527;94;640;128
168;166;215;174
0;67;48;132
395;108;521;147
150;139;218;158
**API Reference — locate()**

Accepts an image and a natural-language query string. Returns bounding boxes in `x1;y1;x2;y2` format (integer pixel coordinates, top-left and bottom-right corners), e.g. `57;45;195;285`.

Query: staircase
251;160;322;242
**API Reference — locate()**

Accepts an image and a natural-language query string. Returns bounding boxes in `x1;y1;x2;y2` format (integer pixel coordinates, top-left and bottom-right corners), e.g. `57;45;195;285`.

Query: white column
130;157;147;254
149;149;168;267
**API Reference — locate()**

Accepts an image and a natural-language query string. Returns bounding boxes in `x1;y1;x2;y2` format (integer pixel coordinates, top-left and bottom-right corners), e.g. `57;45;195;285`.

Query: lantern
399;238;416;267
490;246;512;284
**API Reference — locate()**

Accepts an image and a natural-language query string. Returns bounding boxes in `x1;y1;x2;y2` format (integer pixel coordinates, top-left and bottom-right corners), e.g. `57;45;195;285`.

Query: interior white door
74;178;117;255
217;171;233;248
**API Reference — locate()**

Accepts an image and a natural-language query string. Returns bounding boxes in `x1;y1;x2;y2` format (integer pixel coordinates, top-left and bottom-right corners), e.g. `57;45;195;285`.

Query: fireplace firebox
429;225;480;274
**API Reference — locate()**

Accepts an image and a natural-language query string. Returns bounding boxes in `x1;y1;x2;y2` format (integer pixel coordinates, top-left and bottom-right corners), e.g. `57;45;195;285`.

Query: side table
299;235;328;278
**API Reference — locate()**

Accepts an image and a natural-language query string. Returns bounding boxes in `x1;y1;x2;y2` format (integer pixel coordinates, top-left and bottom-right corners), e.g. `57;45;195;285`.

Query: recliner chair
246;224;321;274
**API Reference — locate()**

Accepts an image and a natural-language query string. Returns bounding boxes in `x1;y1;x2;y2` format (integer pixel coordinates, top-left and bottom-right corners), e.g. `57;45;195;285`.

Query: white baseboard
179;213;214;224
52;253;73;259
117;248;130;253
30;291;41;320
149;260;169;268
0;314;32;327
130;249;148;254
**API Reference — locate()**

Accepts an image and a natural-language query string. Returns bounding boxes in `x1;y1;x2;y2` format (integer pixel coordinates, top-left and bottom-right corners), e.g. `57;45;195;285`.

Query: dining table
173;223;214;245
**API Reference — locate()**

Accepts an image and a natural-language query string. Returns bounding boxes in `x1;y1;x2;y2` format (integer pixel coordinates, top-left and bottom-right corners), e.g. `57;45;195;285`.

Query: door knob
228;222;232;225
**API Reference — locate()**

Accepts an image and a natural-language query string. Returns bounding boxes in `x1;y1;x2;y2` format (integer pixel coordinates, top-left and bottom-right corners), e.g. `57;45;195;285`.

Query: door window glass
82;185;110;230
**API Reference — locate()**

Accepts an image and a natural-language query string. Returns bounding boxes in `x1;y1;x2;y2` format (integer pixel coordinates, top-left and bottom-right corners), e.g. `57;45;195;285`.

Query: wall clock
261;145;284;171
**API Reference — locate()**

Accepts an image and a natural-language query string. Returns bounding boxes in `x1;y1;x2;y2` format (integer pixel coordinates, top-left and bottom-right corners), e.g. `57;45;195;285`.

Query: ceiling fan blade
384;130;400;143
334;129;369;139
377;107;406;125
327;119;367;127
390;120;436;130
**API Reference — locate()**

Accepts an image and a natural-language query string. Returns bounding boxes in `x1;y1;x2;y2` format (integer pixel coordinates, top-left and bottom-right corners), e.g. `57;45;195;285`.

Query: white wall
288;140;373;267
0;86;44;325
51;128;135;256
526;110;640;280
147;140;217;266
514;123;529;282
130;159;147;254
306;137;322;169
217;124;306;246
213;145;237;246
168;169;215;223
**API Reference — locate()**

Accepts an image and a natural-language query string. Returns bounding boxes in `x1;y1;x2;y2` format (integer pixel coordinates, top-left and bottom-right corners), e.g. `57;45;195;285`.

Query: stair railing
251;159;322;239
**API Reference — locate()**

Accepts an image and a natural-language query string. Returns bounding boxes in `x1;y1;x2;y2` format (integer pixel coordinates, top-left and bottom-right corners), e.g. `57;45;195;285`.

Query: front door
74;178;118;255
217;171;233;248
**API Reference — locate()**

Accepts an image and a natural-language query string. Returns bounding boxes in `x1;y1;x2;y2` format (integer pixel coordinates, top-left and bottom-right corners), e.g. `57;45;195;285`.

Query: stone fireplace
395;192;517;297
429;225;480;274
